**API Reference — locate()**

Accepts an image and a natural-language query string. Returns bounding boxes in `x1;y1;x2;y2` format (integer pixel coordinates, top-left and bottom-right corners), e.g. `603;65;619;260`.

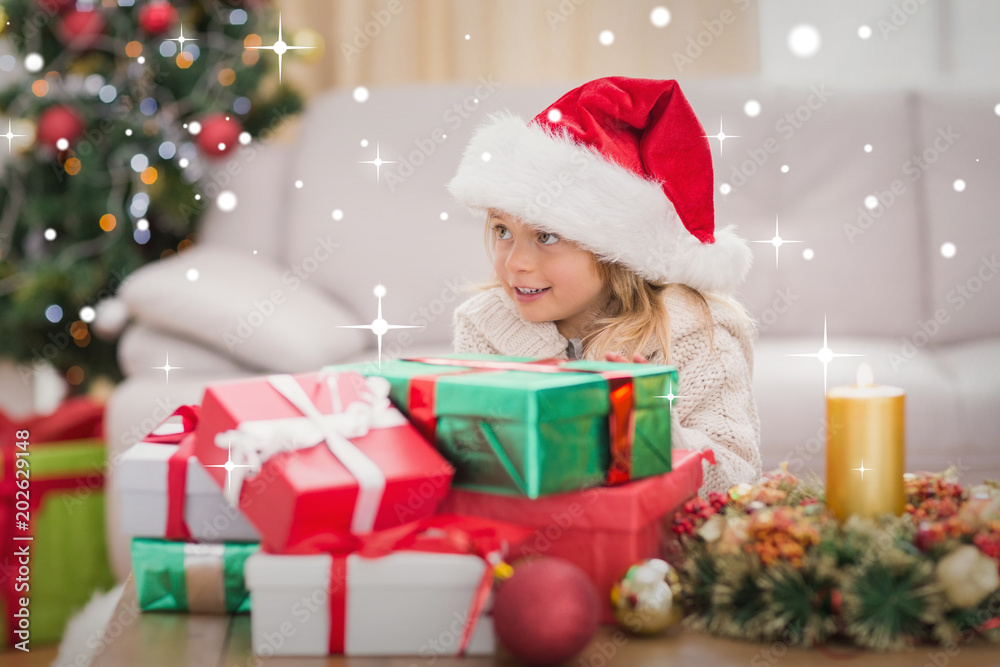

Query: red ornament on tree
56;8;106;50
492;558;601;666
37;106;85;149
138;1;179;36
195;114;243;158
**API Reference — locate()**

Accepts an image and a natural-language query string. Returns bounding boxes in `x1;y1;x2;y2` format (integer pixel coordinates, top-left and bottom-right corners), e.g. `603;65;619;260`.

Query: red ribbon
143;406;200;541
0;398;105;647
279;513;530;656
144;405;200;444
403;357;638;485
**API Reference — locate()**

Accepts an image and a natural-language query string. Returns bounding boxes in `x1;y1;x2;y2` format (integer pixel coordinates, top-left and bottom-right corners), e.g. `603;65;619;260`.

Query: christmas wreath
671;466;1000;651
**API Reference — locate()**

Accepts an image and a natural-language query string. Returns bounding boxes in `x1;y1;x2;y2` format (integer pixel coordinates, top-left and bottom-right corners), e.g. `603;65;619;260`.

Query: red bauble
56;8;106;50
37;106;85;149
138;1;178;36
492;558;601;666
195;114;243;158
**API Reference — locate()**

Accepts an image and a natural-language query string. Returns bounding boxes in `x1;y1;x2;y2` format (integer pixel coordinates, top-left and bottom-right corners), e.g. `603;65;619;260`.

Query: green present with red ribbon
326;355;677;499
0;397;115;649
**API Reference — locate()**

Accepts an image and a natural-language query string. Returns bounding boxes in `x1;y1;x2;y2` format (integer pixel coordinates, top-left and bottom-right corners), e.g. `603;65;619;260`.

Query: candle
826;362;906;521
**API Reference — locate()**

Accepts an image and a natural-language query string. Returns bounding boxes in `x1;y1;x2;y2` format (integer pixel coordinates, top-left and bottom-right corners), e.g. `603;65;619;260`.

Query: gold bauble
610;558;683;635
936;545;1000;609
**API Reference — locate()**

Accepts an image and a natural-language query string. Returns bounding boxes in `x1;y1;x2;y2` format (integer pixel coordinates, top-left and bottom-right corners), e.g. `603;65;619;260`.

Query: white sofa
105;78;1000;580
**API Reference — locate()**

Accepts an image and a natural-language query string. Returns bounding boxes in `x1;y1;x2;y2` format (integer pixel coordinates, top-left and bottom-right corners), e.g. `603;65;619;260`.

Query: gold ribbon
183;543;227;614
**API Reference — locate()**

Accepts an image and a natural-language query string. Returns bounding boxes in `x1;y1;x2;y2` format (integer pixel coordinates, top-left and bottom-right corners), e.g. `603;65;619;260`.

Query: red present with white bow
244;515;531;656
193;371;455;553
118;407;259;542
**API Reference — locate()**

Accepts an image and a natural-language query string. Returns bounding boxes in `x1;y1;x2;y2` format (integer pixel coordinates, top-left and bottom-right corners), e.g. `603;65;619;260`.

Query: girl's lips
512;286;551;303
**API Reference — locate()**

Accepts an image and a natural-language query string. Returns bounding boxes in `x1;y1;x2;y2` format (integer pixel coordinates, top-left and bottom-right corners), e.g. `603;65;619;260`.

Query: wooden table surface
85;573;1000;667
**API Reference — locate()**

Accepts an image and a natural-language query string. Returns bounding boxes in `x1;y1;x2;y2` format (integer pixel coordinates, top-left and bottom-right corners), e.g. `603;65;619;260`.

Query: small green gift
1;396;115;649
326;355;676;498
131;538;258;614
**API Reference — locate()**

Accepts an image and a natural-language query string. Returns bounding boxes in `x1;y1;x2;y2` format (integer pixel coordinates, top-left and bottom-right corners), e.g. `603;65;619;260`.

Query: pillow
117;323;251;377
117;246;368;373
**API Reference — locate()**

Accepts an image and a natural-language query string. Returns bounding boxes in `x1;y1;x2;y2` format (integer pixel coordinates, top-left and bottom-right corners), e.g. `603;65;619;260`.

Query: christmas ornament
936;545;1000;609
138;1;179;36
610;558;683;635
37;106;85;148
196;114;243;157
492;558;600;666
57;8;107;50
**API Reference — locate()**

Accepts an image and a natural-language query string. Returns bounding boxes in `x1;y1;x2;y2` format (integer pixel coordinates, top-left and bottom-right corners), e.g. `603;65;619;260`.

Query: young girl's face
489;209;607;339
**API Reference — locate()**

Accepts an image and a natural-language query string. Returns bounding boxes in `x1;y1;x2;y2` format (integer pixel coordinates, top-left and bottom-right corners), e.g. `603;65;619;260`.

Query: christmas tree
0;0;304;390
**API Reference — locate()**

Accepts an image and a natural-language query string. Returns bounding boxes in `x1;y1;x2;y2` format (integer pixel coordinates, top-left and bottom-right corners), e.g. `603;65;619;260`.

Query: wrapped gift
194;371;454;553
0;398;115;648
118;407;259;543
438;449;715;624
244;515;531;656
131;538;258;613
328;355;677;498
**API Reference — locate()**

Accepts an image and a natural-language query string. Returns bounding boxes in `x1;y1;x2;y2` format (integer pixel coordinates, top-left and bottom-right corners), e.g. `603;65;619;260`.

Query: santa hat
446;76;752;295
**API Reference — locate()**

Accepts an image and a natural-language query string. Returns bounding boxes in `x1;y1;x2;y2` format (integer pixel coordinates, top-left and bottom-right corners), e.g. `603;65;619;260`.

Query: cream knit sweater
451;286;763;496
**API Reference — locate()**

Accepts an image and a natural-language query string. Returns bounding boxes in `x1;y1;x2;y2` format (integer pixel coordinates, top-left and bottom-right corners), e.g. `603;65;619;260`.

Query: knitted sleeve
668;319;763;497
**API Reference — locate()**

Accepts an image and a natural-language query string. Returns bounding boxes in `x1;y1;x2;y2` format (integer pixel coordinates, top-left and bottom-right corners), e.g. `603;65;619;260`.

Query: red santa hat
446;76;752;295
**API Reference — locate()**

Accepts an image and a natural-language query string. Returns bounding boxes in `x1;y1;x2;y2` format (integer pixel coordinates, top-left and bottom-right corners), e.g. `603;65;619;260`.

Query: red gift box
194;371;454;553
437;448;715;624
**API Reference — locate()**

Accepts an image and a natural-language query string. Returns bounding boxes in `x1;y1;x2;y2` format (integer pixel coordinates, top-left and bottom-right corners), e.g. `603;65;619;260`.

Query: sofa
104;77;1000;581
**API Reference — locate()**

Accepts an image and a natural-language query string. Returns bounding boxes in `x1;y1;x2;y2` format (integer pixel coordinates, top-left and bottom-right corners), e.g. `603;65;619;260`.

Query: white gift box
244;550;496;656
118;440;260;542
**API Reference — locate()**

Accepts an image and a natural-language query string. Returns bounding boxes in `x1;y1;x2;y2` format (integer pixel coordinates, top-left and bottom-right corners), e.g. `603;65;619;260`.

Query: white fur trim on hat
446;110;752;295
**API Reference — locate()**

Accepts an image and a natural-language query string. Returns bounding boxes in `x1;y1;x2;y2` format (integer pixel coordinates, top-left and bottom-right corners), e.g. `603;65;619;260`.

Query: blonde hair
469;209;759;364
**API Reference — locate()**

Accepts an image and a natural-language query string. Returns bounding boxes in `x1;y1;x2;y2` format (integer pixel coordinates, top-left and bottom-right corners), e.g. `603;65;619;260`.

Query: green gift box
1;436;116;648
131;538;258;614
326;354;676;498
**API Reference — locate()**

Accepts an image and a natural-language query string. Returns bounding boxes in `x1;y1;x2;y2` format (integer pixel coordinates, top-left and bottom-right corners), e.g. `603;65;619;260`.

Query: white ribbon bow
214;372;404;534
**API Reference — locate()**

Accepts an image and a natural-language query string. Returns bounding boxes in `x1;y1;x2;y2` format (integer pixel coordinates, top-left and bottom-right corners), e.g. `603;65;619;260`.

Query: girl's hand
605;352;649;364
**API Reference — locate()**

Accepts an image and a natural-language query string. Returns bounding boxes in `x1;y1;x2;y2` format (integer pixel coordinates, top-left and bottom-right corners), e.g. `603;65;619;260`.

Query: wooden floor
38;573;992;666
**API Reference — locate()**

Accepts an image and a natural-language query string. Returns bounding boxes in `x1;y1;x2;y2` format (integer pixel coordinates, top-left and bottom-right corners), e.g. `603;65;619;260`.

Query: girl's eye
538;232;559;245
493;224;511;240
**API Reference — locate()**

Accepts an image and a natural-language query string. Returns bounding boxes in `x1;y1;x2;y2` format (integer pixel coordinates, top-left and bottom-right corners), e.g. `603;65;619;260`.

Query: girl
445;76;761;495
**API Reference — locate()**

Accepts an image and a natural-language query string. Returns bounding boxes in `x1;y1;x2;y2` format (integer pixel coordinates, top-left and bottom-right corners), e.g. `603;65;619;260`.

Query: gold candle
826;362;906;521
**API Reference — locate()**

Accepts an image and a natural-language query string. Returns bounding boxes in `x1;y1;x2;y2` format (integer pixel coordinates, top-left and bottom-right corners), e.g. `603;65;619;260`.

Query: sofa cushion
916;90;1000;345
682;83;925;339
117;323;249;378
197;142;293;264
118;246;367;373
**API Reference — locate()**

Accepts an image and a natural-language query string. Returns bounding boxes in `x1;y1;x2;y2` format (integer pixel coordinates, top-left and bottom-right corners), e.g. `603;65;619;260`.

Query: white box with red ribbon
245;550;495;656
243;514;530;656
118;407;260;543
